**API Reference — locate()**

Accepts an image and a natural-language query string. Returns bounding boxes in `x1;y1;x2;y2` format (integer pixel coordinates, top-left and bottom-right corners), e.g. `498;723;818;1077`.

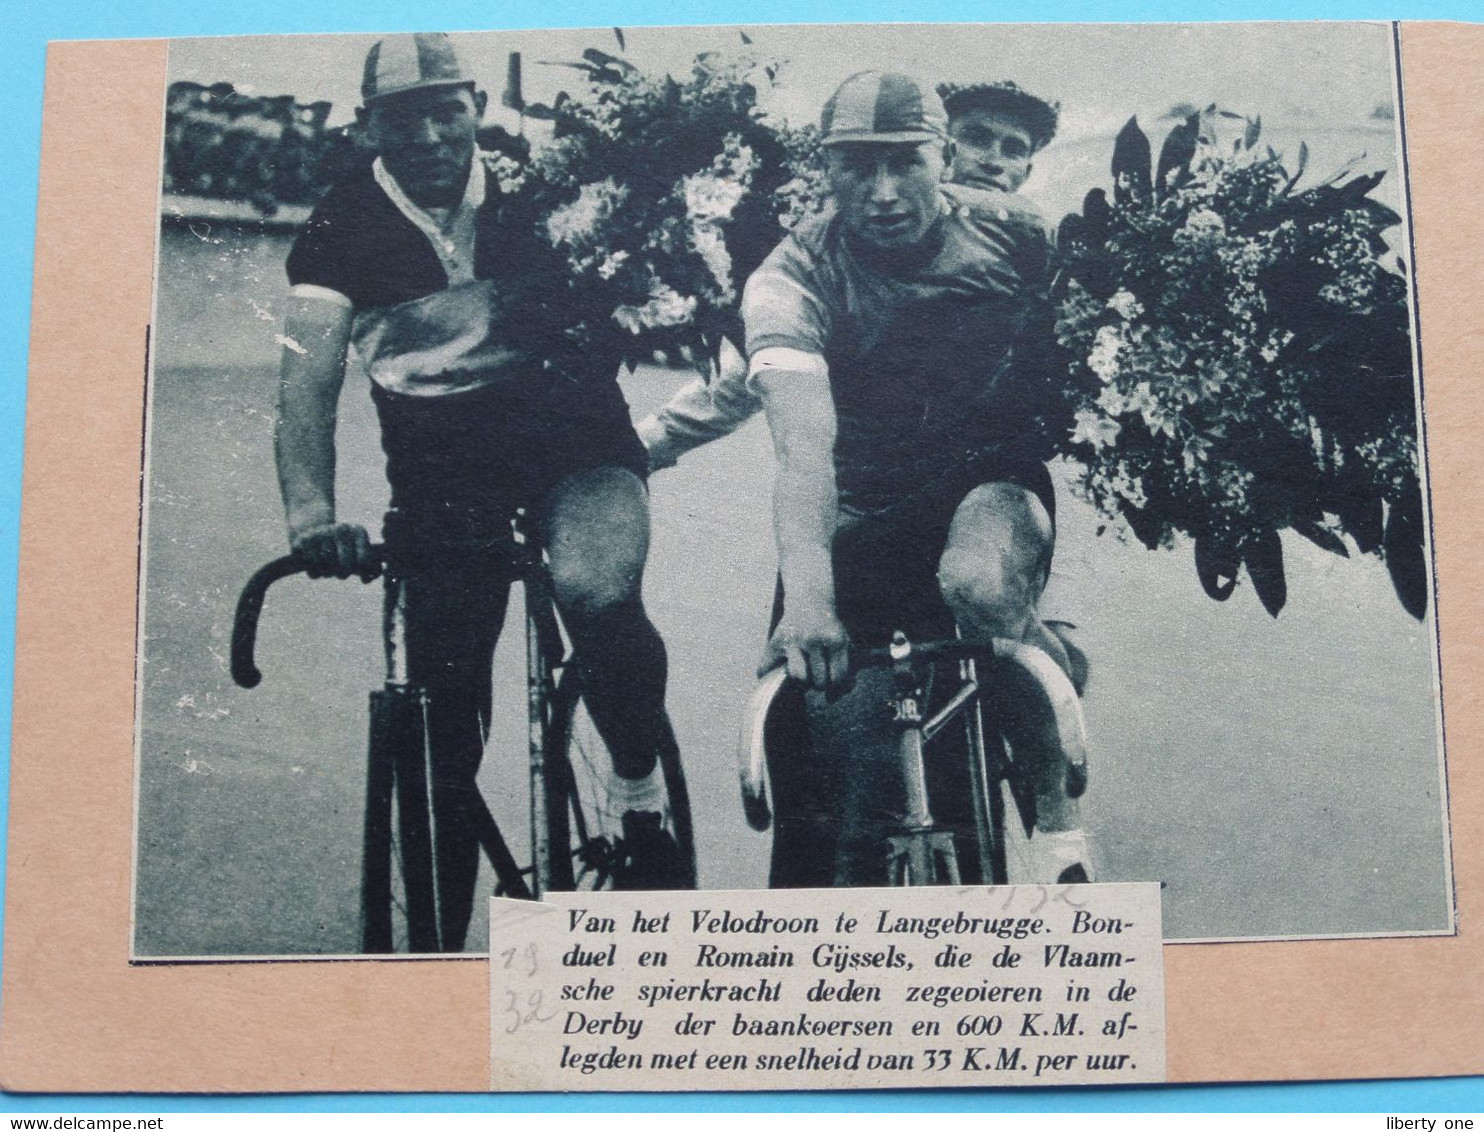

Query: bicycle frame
232;530;569;953
362;555;540;952
738;632;1087;887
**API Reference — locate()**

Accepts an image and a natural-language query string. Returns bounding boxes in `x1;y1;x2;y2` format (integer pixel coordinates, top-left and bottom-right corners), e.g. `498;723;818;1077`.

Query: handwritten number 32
504;989;555;1034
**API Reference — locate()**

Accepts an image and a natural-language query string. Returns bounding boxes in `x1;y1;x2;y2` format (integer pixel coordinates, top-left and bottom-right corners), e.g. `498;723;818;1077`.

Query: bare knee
937;482;1052;639
545;466;650;617
550;554;643;617
938;550;1038;638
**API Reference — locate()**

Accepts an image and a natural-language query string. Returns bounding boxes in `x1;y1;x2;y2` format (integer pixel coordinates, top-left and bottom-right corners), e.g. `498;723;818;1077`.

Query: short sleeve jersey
286;156;556;397
742;183;1055;514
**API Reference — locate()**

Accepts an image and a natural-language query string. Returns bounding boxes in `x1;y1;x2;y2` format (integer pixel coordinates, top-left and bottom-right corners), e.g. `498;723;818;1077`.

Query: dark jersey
286;156;562;397
742;183;1055;513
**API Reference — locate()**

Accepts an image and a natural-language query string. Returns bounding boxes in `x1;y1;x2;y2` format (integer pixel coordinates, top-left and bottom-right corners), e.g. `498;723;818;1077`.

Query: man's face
947;108;1037;194
826;141;947;251
364;85;486;207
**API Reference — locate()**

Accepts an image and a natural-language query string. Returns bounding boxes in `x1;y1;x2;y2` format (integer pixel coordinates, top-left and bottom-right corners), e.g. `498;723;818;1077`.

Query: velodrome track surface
132;221;1451;956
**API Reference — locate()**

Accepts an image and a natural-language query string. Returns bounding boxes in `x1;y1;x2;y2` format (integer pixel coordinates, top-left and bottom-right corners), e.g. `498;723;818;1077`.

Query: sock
608;763;665;815
565;598;668;780
1032;828;1094;883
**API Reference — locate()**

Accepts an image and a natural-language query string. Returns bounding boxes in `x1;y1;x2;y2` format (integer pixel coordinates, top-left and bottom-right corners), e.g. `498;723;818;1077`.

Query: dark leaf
1082;187;1112;238
1359;197;1402;229
1384;482;1429;619
1292;518;1350;558
1155;114;1199;199
1077;250;1120;300
1111;117;1152;207
582;48;637;74
1339;169;1385;199
1197;104;1219;146
1194;535;1240;601
535;59;603;78
1305;152;1366;192
1118;499;1163;550
740;29;754;44
1058;211;1088;251
1244;528;1288;617
521;102;559;121
1282;140;1309;195
612;27;626;51
1243;114;1261;150
1339;494;1385;554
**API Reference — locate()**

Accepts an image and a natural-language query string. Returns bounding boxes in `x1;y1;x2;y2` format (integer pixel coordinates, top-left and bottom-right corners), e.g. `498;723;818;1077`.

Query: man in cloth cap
275;33;691;949
727;71;1093;887
637;79;1062;466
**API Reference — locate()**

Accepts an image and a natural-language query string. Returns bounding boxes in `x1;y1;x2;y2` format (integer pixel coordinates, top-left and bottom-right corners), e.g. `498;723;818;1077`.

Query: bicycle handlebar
736;636;1009;833
230;549;385;689
737;635;1089;832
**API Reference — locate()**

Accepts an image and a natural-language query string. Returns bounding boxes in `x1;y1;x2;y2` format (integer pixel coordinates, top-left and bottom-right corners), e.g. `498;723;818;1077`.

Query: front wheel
541;669;697;892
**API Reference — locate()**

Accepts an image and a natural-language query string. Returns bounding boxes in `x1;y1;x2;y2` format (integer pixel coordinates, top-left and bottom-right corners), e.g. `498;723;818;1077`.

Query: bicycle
738;630;1087;886
230;516;696;953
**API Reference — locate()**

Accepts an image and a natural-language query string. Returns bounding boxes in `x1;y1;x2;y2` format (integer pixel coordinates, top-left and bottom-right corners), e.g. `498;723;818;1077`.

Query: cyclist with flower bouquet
274;34;692;949
734;72;1094;887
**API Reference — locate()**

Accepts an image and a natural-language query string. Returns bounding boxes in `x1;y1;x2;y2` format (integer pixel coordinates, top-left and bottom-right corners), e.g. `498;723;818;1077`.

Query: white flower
596;251;630;280
1088;324;1124;384
678;137;760;302
1096;385;1127;415
546;178;629;248
1106;289;1143;321
690;225;735;302
1070;408;1121;451
481;152;527;194
1126;381;1177;438
1111;468;1148;508
613;280;698;334
682;169;749;225
1184;207;1226;234
1182;434;1213;473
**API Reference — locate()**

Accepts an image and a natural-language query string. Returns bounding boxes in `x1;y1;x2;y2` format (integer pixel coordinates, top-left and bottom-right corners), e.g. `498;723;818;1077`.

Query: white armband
288;283;353;309
745;347;829;395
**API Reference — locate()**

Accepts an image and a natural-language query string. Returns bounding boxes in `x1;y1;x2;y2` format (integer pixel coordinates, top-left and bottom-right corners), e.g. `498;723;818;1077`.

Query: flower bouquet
493;44;820;376
1053;108;1425;618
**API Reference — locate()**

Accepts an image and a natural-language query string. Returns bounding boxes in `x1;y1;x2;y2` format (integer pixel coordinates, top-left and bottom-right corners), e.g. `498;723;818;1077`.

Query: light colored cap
361;33;471;104
820;71;947;147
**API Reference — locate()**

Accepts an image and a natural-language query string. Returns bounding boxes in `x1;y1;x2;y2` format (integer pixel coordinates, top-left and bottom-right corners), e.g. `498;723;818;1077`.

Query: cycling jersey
741;182;1056;515
287;154;557;398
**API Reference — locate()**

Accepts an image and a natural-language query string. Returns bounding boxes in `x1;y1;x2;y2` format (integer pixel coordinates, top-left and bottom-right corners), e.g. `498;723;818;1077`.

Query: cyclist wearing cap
739;71;1092;887
275;33;690;947
637;80;1059;470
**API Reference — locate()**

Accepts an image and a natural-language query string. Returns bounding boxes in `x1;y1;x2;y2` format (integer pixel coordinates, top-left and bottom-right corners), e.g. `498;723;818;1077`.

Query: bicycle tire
543;668;697;892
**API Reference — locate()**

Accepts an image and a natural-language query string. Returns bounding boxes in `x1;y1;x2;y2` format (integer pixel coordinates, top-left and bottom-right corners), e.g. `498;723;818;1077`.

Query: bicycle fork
885;633;964;886
361;572;532;954
363;574;444;953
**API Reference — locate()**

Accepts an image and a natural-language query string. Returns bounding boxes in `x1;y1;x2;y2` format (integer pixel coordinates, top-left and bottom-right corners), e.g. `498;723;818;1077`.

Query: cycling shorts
372;376;649;565
831;453;1056;647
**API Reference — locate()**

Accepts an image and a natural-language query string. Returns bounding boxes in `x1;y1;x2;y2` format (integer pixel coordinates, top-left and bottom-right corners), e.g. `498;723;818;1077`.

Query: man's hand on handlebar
290;522;380;581
761;603;852;694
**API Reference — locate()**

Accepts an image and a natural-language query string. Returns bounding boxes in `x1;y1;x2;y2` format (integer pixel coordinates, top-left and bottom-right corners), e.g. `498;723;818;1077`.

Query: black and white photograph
132;20;1451;958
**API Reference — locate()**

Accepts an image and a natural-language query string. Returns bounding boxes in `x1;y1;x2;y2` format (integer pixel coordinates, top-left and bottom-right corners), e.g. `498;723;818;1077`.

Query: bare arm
636;338;760;470
274;290;373;578
753;348;849;689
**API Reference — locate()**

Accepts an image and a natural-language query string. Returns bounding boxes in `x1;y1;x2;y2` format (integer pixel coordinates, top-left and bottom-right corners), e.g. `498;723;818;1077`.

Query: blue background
2;0;1481;1114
